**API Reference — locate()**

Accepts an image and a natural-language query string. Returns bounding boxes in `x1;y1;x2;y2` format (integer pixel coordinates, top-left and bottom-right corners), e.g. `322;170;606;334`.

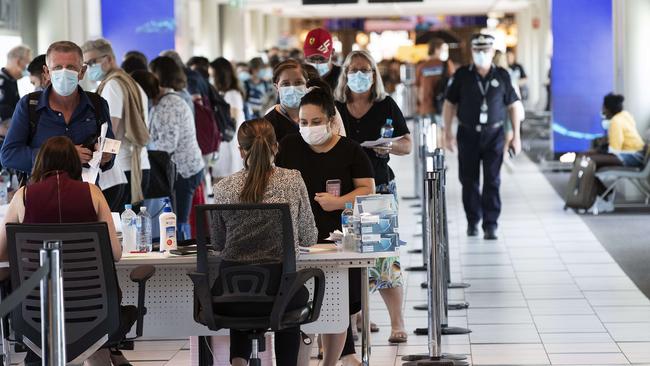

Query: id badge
479;112;488;124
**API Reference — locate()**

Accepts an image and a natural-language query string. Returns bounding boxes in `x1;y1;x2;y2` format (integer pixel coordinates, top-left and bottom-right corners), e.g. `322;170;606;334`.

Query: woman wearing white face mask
276;80;375;366
334;50;413;344
263;59;346;143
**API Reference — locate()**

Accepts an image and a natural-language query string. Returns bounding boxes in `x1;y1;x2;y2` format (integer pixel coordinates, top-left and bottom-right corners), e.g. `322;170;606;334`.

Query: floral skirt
369;256;403;292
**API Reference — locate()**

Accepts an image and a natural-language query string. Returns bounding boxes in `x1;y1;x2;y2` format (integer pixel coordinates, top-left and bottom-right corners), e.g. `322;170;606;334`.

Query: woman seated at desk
211;118;318;366
276;81;375;366
0;136;122;366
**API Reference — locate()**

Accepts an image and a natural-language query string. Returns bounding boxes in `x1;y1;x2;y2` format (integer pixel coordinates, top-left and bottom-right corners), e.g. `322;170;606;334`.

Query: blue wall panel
552;0;613;153
101;0;175;62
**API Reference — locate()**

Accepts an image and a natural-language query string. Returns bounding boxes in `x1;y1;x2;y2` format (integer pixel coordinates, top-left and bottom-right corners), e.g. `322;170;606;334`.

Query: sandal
388;330;408;344
356;321;380;333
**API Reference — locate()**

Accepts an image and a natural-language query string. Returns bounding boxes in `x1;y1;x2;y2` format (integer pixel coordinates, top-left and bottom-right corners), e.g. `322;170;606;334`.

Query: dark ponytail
238;118;277;203
300;78;336;119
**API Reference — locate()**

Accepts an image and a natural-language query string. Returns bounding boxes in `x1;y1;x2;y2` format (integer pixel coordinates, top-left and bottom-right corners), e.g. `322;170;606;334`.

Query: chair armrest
269;268;325;331
129;265;155;283
128;265;156;338
187;271;217;330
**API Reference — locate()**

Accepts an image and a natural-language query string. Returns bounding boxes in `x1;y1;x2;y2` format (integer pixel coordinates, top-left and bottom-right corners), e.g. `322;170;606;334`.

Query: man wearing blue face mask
0;45;32;143
443;33;524;240
82;39;151;211
303;28;341;91
1;41;115;175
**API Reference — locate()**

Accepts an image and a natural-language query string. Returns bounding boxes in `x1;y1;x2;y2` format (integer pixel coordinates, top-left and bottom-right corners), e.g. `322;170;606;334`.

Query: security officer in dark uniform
442;34;524;240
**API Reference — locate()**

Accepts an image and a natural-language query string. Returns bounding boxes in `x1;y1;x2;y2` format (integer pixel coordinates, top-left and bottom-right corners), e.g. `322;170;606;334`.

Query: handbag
146;150;176;199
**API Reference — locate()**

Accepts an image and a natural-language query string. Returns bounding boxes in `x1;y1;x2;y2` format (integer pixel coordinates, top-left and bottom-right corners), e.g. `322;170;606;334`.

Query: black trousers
341;268;362;357
457;125;505;230
223;287;309;365
102;170;151;213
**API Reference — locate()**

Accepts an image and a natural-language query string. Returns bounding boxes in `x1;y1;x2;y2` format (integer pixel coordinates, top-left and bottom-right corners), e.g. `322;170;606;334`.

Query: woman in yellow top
602;93;645;167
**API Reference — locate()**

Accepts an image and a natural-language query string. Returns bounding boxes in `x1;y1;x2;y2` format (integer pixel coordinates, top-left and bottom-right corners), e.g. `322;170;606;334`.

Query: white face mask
472;51;492;69
300;124;331;146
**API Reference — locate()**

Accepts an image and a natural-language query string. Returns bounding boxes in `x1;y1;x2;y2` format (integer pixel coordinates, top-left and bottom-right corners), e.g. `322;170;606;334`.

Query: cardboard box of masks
354;194;400;253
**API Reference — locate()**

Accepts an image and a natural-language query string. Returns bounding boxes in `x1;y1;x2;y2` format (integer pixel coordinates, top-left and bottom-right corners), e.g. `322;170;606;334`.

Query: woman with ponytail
211;118;317;366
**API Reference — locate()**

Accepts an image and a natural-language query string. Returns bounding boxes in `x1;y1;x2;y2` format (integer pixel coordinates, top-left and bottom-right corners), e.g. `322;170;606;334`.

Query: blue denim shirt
0;85;115;173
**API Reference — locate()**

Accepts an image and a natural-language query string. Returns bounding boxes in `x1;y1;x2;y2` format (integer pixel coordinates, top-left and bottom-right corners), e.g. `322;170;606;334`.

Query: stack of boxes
353;195;400;253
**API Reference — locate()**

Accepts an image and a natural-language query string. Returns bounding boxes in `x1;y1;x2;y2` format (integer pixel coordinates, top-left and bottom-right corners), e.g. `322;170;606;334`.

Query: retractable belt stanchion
441;166;472;295
437;160;470;334
404;115;422;204
402;155;467;366
413;151;471;336
41;240;67;366
406;119;435;270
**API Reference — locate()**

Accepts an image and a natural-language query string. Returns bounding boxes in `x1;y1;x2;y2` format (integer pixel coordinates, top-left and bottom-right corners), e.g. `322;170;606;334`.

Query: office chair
6;222;155;365
189;203;325;366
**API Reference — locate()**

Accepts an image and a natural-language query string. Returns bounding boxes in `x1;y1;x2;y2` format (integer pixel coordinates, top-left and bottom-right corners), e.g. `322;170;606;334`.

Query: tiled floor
127;150;650;365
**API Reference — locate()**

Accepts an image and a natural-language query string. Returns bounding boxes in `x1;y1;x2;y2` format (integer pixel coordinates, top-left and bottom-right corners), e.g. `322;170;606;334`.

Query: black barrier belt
0;262;50;318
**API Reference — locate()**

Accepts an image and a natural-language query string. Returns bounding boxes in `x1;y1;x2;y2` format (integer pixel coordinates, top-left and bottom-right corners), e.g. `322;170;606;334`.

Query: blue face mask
50;69;79;97
279;85;307;109
87;63;105;82
258;68;273;81
238;71;251;82
347;71;373;94
309;62;330;77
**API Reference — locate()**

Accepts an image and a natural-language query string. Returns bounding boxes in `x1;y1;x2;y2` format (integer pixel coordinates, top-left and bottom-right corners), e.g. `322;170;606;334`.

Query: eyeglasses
84;54;108;67
348;68;373;74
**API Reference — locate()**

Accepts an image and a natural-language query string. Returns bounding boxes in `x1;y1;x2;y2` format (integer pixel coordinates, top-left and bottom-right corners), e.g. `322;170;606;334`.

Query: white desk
115;248;396;365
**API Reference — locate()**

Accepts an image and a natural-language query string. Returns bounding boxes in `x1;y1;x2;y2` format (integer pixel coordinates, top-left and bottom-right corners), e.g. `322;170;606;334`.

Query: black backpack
207;85;237;143
27;91;104;146
17;91;105;184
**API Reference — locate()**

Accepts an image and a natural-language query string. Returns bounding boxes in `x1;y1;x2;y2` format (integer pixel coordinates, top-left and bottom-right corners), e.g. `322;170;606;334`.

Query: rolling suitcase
564;155;598;211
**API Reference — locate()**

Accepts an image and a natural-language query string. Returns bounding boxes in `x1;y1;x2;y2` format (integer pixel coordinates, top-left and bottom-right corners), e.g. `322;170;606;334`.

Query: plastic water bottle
341;202;354;230
159;199;177;252
380;118;394;138
0;170;10;205
121;204;139;252
341;202;356;252
137;207;152;252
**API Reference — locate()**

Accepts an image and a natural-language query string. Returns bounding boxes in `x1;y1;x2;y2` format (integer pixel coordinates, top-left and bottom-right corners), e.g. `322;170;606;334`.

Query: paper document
360;136;403;148
299;244;338;253
82;123;109;183
102;138;122;154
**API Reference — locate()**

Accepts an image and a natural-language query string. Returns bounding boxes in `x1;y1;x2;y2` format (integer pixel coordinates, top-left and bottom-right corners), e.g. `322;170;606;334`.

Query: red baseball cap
303;28;333;59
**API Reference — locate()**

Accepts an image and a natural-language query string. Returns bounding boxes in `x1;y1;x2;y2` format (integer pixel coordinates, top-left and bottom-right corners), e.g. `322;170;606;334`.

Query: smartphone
326;179;342;197
508;147;516;159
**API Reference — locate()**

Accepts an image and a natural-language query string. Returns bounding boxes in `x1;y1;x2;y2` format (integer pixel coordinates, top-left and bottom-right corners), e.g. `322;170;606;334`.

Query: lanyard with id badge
476;74;499;124
477;75;489;124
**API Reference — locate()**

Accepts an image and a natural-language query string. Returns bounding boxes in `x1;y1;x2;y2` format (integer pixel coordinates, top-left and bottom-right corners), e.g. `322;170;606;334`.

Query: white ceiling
243;0;533;18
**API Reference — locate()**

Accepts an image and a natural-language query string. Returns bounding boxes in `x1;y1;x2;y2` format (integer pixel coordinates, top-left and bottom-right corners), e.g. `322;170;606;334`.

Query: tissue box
359;233;398;253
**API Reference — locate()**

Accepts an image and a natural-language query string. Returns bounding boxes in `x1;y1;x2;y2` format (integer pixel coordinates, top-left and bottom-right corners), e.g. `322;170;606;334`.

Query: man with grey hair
1;45;32;136
82;38;150;211
1;41;114;174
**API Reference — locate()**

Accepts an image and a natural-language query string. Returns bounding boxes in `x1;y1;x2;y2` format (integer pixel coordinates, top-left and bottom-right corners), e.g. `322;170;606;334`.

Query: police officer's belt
460;121;504;132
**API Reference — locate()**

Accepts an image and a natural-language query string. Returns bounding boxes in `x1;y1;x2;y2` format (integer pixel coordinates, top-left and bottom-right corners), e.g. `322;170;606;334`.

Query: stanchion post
40;240;66;366
433;152;471;335
402;158;467;365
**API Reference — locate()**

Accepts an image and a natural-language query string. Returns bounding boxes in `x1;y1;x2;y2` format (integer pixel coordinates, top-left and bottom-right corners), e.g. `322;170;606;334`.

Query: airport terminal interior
0;0;650;365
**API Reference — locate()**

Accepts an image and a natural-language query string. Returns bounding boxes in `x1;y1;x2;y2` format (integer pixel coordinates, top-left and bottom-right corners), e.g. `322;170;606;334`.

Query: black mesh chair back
190;203;325;333
6;223;120;364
